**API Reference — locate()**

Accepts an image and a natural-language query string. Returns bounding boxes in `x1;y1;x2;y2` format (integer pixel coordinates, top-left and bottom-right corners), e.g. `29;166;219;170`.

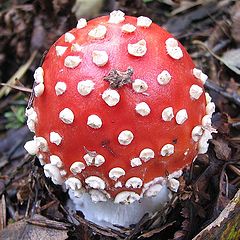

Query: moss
221;215;240;240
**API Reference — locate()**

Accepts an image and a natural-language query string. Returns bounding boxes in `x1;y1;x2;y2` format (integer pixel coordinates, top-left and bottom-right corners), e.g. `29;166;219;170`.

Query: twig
0;155;32;197
228;164;240;176
138;221;175;238
26;218;71;230
0;50;37;98
193;40;240;75
0;195;6;230
73;213;126;238
0;83;32;93
204;80;240;107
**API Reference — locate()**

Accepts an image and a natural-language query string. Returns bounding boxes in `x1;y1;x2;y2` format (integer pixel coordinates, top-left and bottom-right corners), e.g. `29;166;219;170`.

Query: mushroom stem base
67;186;171;227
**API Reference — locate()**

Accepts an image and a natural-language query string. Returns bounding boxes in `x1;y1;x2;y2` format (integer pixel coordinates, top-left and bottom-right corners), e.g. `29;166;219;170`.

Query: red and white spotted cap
24;10;216;226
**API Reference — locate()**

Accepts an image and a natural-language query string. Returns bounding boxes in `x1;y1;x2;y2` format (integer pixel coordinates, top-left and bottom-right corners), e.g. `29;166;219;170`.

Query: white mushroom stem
67;183;169;227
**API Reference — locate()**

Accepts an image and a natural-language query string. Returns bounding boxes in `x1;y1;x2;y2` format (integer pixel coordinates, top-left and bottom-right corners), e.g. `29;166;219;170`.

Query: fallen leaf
230;1;240;43
0;214;69;240
211;139;231;161
222;49;240;69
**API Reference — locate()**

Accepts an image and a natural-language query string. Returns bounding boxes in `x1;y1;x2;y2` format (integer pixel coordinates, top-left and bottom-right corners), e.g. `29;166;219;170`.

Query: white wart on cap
165;38;183;60
118;130;134;145
139;148;155;162
102;89;120;106
135;102;151;116
137;16;152;28
108;10;125;24
109;167;125;181
50;132;62;145
77;80;95;96
64;56;82;68
88;25;107;39
128;40;147;57
59;108;74;124
55;82;67;96
132;79;148;93
92;50;108;66
162;107;174;121
87;115;102;129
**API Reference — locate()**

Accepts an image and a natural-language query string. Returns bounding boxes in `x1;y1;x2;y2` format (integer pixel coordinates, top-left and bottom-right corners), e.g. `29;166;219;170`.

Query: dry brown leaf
192;189;240;240
211;139;231;161
230;1;240;43
222;49;240;69
0;214;69;240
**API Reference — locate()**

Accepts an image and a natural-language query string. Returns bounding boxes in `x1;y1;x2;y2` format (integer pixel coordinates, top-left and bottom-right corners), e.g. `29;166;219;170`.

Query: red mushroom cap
25;11;215;204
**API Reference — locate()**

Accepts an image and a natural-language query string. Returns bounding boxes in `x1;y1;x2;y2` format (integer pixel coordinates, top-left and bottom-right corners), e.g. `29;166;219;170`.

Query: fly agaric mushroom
24;11;216;227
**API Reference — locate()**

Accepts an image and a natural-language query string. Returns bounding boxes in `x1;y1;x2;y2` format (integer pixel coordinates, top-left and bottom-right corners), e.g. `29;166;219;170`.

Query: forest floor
0;0;239;239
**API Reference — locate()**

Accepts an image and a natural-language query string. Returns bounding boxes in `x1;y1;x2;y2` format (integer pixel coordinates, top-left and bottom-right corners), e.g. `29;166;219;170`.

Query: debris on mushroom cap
28;11;215;213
